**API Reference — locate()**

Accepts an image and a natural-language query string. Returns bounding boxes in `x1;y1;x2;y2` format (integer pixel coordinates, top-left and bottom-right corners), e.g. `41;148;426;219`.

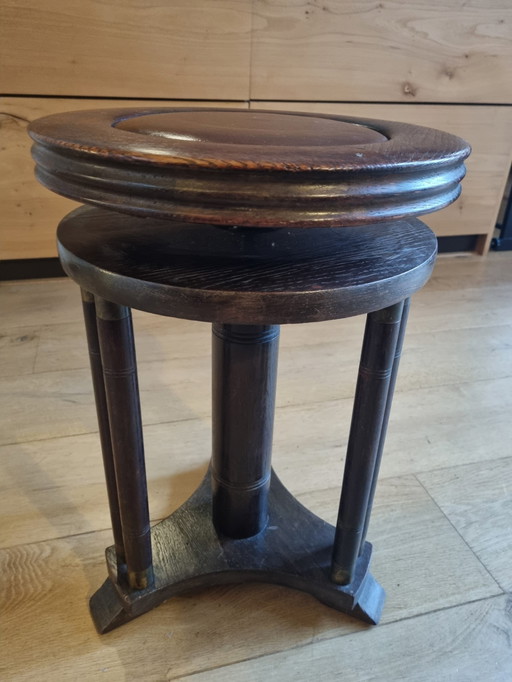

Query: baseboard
436;235;478;253
1;258;66;281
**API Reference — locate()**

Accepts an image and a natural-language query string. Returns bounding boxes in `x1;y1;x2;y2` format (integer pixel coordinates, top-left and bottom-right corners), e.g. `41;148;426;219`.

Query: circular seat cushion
58;206;437;324
30;108;470;228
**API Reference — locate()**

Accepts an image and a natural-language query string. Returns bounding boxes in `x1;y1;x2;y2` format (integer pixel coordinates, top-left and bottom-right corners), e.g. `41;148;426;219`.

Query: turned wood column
331;301;404;585
95;297;153;590
359;297;411;553
211;324;280;539
81;289;125;572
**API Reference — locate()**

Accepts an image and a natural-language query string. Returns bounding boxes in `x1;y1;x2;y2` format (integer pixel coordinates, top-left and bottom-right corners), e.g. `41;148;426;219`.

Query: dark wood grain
95;298;153;590
331;302;404;585
359;298;411;553
28;107;470;227
28;106;453;635
80;290;125;571
90;471;385;634
212;324;279;538
57;206;437;325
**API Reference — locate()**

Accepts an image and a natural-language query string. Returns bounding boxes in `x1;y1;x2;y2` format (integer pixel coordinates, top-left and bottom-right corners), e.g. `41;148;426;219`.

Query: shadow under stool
28;108;470;633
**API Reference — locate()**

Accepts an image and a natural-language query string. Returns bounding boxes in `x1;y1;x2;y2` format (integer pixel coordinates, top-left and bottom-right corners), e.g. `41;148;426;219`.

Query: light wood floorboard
418;458;512;593
0;481;502;681
176;595;512;682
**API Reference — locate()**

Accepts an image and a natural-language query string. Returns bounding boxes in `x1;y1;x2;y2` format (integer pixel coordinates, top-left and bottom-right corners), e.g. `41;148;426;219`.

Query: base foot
90;472;385;633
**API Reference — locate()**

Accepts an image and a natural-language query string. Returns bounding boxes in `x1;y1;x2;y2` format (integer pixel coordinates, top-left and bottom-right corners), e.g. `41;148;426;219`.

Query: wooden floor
2;253;512;681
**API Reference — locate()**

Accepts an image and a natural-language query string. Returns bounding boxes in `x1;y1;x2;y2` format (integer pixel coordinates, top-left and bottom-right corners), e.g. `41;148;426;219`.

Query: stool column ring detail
28;108;470;633
212;323;280;540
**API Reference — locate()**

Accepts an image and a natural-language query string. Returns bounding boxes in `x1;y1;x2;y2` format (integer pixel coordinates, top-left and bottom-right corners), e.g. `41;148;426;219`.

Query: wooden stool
29;109;470;633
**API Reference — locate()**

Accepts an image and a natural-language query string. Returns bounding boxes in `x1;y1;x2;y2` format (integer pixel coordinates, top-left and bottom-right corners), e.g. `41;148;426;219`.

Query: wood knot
402;81;417;97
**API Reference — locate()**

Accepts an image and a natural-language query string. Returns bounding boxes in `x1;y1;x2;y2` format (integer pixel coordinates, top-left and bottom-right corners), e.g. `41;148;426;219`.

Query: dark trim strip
2;94;510;106
0;93;249;103
437;235;478;253
1;258;66;280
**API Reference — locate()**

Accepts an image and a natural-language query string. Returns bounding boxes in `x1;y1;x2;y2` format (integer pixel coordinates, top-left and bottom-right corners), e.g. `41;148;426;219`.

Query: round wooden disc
58;206;437;324
29;107;470;228
114;110;388;150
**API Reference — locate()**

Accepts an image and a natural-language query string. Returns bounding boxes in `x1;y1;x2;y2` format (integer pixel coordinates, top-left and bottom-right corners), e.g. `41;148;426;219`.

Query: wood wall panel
0;98;248;261
251;1;512;103
253;101;512;248
0;1;252;99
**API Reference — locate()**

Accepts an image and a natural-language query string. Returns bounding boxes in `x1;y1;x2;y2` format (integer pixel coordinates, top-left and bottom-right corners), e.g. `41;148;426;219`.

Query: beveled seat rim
29;107;470;173
57;206;437;325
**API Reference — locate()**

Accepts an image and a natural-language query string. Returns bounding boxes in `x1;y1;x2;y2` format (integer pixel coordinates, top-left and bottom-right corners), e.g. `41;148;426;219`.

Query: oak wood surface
0;0;252;99
91;473;384;633
2;0;509;105
29;107;469;227
56;207;436;324
2;254;512;678
50;159;439;628
0;98;247;260
4;100;505;260
253;101;512;248
251;0;512;103
2;100;507;259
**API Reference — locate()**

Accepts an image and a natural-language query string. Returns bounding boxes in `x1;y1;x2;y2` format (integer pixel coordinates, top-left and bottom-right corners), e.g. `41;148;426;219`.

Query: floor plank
418;458;512;592
0;326;39;377
0;478;501;681
4;320;512;446
2;374;512;547
176;595;512;682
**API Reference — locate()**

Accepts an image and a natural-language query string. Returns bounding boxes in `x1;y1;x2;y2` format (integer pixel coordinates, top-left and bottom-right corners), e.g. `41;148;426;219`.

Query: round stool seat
58;206;437;324
29;107;469;228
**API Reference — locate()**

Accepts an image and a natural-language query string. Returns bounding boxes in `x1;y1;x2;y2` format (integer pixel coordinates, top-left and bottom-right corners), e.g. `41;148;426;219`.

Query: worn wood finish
331;302;404;585
0;97;248;261
90;470;384;634
57;206;437;325
57;212;432;630
2;99;505;261
253;101;512;249
80;289;125;568
28;108;469;227
360;298;410;552
212;324;279;538
95;298;153;591
26;106;459;634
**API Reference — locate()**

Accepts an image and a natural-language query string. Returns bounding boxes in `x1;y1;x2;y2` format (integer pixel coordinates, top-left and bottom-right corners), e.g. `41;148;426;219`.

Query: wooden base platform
90;470;384;634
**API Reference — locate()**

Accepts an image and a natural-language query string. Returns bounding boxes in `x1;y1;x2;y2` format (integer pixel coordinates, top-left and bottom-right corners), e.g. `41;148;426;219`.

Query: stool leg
211;324;280;539
331;301;404;585
95;297;153;590
359;298;410;553
81;290;125;572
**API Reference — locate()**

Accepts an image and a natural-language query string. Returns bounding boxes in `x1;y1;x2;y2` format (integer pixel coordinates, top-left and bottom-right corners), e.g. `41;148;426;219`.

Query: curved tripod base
90;472;385;634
